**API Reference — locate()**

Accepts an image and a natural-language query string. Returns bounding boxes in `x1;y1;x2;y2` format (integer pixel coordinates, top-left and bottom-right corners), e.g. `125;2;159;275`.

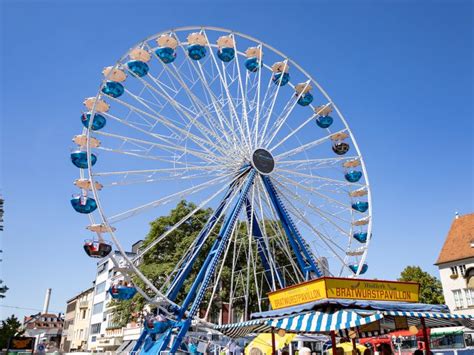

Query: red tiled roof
435;213;474;265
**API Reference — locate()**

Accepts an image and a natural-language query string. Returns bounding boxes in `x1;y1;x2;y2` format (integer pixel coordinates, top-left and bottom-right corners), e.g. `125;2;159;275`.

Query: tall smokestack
42;288;52;314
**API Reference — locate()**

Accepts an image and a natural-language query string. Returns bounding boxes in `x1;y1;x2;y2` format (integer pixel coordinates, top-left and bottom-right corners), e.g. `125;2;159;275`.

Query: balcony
97;336;123;347
79;301;90;308
105;327;123;337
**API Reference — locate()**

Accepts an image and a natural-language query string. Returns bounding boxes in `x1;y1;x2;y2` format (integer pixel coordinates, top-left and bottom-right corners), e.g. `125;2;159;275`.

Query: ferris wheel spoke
271;102;331;154
95;146;231;168
255;177;307;282
96;171;231;189
203;219;239;319
277;156;359;169
251;183;280;289
131;169;250;263
271;177;353;236
252;46;263;146
93;130;231;166
277;186;352;250
273;173;354;211
276;190;350;271
158;187;241;295
107;95;228;157
274;168;360;187
170;36;250;153
274;128;348;160
146;40;240;151
258;60;289;147
254;180;304;284
93;164;225;178
100;112;230;167
199;32;253;152
107;171;235;225
227;33;252;150
264;81;312;148
123;76;232;155
143;68;236;153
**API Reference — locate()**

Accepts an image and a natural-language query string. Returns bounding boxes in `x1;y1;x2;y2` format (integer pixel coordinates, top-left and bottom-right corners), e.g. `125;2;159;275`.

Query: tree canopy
110;200;297;327
0;315;24;350
398;266;445;304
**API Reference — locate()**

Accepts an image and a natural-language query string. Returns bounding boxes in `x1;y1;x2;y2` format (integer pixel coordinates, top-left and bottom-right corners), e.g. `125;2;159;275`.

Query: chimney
455;211;459;219
42;288;52;314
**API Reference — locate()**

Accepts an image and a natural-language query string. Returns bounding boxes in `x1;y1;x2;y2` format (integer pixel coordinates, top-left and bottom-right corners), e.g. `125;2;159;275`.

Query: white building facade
436;213;474;315
87;250;136;351
61;286;94;352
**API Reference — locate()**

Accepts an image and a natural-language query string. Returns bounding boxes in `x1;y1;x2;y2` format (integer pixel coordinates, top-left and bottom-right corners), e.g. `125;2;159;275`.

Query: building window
81;309;87;319
97;261;108;275
453;289;464;309
451;266;459;275
465;289;474;307
90;323;101;335
95;281;106;294
91;336;97;342
92;302;104;315
460;265;467;275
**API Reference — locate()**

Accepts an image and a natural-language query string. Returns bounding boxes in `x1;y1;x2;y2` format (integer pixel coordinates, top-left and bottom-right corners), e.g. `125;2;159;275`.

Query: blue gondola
297;92;313;106
217;47;235;62
155;47;176;64
344;170;362;183
71;196;97;214
245;57;261;72
353;232;368;243
272;72;290;86
332;142;350;155
108;285;137;300
352;201;369;213
81;113;106;131
101;81;124;98
349;263;368;274
71;151;97;169
144;317;172;335
127;60;149;77
316;115;333;128
187;44;206;60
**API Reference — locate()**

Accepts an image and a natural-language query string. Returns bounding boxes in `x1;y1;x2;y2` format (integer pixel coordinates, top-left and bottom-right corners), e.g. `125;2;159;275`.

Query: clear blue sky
1;0;472;320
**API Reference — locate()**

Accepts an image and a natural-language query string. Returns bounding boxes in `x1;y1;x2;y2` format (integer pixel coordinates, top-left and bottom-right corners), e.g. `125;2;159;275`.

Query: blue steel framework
133;167;322;354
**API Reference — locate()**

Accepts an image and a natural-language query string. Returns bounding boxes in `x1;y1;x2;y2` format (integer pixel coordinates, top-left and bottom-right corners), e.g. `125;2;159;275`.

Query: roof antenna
455;211;459;219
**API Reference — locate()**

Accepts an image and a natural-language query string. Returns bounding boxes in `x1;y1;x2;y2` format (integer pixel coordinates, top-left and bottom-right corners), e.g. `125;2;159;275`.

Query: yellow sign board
268;277;420;309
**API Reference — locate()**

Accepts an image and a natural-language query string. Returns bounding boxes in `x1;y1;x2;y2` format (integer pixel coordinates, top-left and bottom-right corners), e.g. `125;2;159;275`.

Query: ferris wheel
70;26;372;351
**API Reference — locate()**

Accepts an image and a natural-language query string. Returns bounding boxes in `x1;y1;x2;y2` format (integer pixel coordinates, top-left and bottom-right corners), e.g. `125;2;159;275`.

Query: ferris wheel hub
251;148;275;175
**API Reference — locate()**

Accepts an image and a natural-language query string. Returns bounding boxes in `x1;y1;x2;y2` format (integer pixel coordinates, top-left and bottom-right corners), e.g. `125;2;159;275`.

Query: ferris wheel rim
78;26;373;311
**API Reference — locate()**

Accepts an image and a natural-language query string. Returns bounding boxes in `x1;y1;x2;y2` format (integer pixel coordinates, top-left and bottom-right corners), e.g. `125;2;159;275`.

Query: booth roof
250;298;449;319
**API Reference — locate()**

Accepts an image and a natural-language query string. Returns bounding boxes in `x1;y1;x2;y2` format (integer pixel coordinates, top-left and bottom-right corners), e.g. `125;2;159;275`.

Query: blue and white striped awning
382;311;474;329
214;319;272;338
214;310;474;339
267;309;382;333
215;310;382;338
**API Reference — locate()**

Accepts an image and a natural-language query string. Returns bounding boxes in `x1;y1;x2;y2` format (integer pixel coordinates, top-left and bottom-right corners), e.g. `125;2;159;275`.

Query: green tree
110;200;296;326
398;266;445;304
0;315;24;349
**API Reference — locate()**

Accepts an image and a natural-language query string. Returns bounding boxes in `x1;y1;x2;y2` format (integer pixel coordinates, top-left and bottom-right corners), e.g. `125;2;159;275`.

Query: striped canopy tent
381;311;474;329
267;309;383;335
214;310;474;339
215;310;383;338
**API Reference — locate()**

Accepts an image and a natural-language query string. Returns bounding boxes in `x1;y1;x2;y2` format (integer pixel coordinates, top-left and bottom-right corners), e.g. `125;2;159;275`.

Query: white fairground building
436;212;474;315
87;249;137;352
